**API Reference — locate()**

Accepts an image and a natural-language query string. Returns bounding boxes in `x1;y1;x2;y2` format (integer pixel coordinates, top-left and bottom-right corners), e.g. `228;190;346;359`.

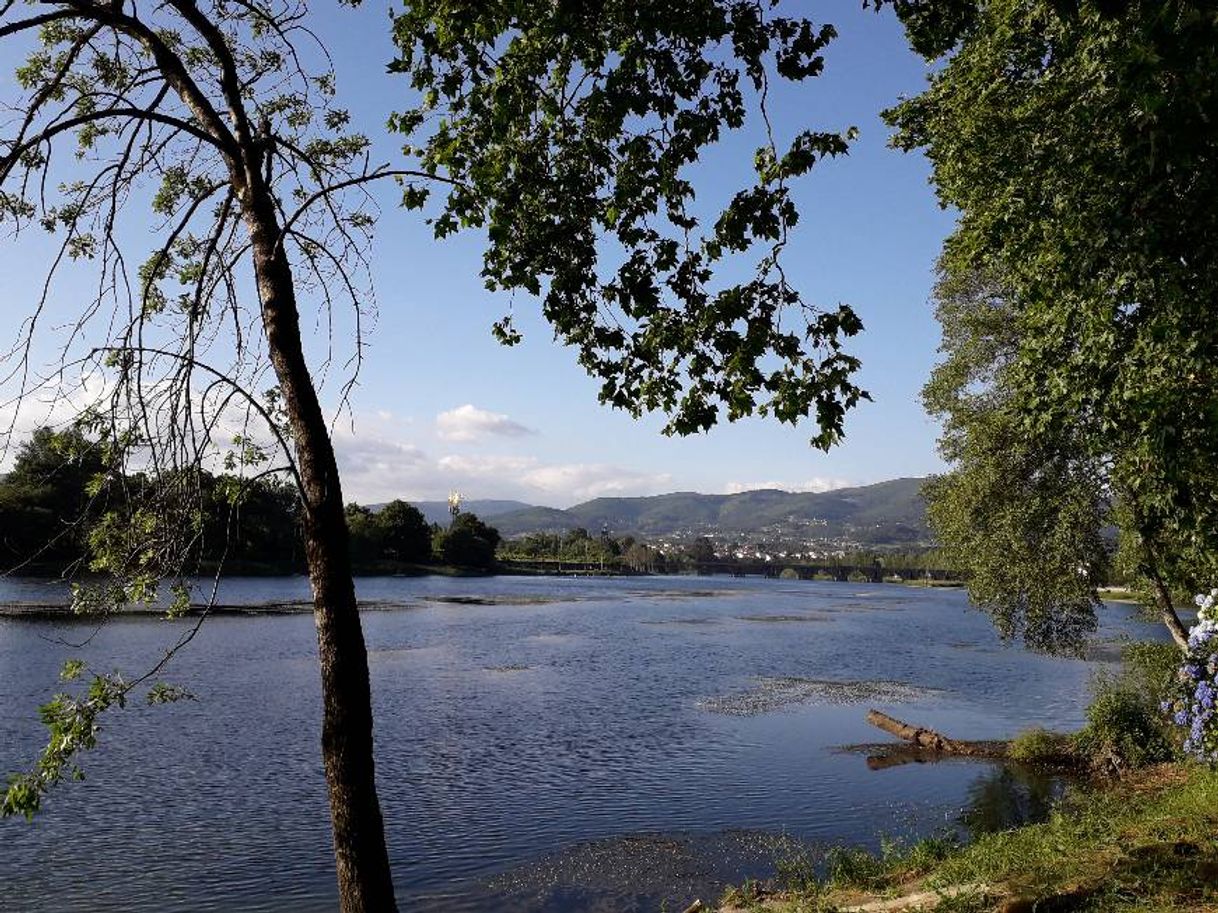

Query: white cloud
723;477;852;495
437;453;535;476
435;404;535;442
438;453;672;504
329;419;430;503
0;370;117;470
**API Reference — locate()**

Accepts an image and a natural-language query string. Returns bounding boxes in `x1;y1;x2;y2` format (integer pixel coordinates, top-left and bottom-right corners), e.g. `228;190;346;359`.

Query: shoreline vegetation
710;639;1207;913
713;762;1218;913
0;426;961;585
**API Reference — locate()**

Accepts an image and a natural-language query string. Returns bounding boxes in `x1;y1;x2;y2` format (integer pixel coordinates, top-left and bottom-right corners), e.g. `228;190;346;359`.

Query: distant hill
485;478;930;548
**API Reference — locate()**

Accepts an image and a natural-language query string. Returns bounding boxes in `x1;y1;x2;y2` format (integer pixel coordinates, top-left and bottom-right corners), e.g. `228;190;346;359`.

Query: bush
1009;727;1075;765
1123;641;1183;704
1074;679;1176;774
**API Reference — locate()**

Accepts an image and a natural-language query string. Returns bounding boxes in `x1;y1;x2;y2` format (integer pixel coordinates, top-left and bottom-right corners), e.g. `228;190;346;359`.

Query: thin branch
277;165;460;246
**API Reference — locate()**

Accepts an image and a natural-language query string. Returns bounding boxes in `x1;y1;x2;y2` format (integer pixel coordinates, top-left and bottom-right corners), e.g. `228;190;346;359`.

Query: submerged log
865;710;1007;758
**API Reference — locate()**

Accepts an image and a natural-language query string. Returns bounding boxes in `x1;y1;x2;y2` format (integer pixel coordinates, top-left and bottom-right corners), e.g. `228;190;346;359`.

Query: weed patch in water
424;595;564;607
697;677;937;716
484;829;812;913
641;616;720;626
735;613;831;623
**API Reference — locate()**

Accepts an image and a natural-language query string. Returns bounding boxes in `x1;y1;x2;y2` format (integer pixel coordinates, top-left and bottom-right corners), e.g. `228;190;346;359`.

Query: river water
0;576;1165;911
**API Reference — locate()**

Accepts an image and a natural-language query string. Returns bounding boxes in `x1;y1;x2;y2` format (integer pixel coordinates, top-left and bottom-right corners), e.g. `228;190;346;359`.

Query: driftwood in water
865;710;1009;759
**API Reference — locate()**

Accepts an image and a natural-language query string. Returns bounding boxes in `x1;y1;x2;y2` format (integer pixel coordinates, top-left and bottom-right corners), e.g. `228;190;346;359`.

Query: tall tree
0;1;405;907
0;426;105;570
3;1;871;910
378;499;431;564
886;0;1218;650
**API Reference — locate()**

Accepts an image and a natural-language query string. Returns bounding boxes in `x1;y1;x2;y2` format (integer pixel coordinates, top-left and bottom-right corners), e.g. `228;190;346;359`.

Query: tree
920;269;1111;653
0;427;105;571
624;541;658;574
688;536;718;566
433;512;499;570
3;2;880;910
378;499;431;564
0;2;405;907
886;0;1218;650
344;503;387;569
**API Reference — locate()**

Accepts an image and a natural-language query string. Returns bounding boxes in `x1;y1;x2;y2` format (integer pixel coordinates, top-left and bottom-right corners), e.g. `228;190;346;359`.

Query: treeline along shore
1;426;955;582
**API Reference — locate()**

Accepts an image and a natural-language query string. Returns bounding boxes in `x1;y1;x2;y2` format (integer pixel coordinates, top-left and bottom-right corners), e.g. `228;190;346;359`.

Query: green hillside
489;478;929;546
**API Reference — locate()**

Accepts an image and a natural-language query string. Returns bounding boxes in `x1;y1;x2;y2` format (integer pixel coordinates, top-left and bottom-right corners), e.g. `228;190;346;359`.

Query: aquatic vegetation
735;613;830;624
697;677;936;716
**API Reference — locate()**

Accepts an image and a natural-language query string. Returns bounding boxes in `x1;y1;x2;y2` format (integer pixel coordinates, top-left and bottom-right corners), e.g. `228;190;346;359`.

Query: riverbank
715;762;1218;913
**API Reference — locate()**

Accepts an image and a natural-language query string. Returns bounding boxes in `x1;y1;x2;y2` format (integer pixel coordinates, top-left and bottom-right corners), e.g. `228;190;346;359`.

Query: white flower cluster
1197;588;1218;623
1192;589;1218;647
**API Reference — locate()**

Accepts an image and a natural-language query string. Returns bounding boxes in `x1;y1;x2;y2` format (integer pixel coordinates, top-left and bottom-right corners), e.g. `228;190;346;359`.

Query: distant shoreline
0;573;970;619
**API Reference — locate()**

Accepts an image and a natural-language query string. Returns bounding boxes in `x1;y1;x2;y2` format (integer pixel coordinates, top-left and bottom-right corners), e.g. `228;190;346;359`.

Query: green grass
1098;586;1140;603
721;765;1218;912
929;765;1218;909
1007;727;1076;765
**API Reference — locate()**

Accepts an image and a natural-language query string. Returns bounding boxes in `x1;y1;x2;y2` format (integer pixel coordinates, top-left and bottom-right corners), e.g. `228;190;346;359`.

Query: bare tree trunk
243;186;398;912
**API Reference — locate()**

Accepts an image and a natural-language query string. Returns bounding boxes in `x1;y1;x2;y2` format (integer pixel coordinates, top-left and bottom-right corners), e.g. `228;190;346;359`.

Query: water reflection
959;763;1067;837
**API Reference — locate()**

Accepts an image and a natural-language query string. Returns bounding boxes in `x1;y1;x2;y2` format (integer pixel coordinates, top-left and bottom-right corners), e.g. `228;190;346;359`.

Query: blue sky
0;0;954;507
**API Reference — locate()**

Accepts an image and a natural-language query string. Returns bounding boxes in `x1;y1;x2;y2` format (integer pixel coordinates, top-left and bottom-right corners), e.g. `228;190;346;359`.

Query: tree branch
55;0;240;158
3;107;220;184
277;166;457;246
0;9;79;39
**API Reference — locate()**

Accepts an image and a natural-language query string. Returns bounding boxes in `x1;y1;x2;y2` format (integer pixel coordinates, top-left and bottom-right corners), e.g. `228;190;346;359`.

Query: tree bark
240;179;397;911
1147;569;1190;651
1127;507;1191;651
1140;544;1190;651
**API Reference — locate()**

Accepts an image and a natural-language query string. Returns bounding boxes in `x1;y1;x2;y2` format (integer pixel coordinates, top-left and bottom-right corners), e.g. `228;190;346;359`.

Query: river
0;575;1165;911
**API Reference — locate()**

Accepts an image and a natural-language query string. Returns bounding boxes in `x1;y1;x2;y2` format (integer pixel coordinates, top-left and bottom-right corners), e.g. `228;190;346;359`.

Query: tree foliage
888;0;1218;650
0;427;105;571
919;269;1110;653
433;511;500;569
378;499;432;564
389;1;867;448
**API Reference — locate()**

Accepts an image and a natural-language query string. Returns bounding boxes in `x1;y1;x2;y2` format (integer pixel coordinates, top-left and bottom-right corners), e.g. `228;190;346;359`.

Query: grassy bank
717;763;1218;913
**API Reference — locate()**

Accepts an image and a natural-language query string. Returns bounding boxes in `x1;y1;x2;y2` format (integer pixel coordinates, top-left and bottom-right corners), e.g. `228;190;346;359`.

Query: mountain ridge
428;478;931;549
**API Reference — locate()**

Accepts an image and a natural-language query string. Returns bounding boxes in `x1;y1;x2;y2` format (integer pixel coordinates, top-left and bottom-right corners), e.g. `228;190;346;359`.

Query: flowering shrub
1163;589;1218;762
